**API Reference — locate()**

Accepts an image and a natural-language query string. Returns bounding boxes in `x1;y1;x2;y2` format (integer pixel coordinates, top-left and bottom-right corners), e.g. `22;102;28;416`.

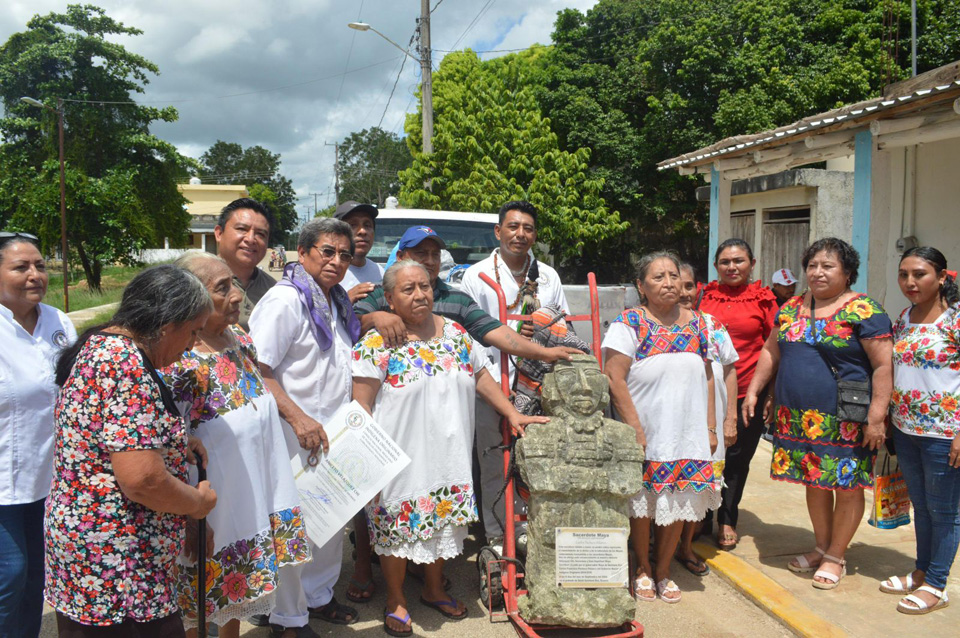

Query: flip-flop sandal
419;596;468;620
309;596;359;625
406;565;451;591
633;575;656;602
675;554;710;576
346;576;376;603
383;609;413;637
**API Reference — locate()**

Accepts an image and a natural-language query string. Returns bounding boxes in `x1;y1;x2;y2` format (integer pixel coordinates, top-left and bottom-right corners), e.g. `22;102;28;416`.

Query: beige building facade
178;182;248;253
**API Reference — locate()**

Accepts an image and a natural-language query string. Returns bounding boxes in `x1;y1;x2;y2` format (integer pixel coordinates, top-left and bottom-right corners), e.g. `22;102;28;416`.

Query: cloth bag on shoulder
868;447;911;530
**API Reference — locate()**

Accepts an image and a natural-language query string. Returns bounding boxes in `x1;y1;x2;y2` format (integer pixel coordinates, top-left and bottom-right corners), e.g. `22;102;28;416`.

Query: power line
378;30;418;129
59;56;402;106
335;0;366;110
449;0;497;51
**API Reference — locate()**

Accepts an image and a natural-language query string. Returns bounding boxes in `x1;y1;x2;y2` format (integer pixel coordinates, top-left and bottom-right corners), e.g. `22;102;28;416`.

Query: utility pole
420;0;434;154
911;0;917;77
324;141;340;204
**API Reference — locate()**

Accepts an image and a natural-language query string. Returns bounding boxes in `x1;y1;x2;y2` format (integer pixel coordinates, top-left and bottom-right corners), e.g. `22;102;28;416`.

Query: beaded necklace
493;250;531;311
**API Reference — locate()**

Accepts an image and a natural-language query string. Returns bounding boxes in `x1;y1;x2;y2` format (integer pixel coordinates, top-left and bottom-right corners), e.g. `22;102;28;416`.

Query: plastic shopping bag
868;447;911;529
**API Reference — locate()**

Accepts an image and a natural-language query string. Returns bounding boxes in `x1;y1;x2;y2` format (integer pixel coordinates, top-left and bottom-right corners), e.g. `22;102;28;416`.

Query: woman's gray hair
635;251;681;282
174;250;229;283
111;264;212;343
383;259;429;294
298;218;355;255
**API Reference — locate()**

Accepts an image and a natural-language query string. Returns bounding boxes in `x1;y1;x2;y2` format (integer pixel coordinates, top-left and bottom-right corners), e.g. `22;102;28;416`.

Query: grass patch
75;307;118;333
45;265;144;313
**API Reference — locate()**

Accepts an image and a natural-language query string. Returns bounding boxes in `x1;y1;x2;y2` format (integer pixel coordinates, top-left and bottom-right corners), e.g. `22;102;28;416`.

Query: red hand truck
477;271;644;638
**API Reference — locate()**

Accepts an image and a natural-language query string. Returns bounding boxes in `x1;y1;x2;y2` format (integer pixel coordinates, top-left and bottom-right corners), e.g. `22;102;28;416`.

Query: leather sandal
880;573;919;595
897;585;949;615
787;547;825;574
717;529;738;550
812;554;846;590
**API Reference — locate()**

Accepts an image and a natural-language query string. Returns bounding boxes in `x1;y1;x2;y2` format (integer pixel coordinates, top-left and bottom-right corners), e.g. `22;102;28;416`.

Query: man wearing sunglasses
214;197;274;330
249;218;361;636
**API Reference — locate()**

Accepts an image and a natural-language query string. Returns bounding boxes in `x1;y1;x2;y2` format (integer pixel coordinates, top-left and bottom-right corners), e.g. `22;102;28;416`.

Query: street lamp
348;6;434;154
20;96;69;312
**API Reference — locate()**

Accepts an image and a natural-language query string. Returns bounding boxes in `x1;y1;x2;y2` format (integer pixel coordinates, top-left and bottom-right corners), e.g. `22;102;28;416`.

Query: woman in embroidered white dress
352;260;546;637
162;252;311;636
603;252;718;605
881;246;960;615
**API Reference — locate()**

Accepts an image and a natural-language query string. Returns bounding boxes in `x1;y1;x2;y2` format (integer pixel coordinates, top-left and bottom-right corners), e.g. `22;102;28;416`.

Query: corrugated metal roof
658;79;960;171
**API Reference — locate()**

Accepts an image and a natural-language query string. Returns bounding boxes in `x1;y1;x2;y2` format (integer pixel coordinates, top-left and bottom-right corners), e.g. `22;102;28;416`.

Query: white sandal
880;573;919;595
897;585;949;615
633;575;656;602
812;554;846;590
787;547;825;574
656;578;681;604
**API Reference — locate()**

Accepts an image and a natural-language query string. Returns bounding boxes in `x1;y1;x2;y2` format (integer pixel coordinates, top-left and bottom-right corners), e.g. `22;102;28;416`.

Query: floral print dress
351;318;486;563
161;326;310;627
891;304;960;439
770;294;892;490
45;334;187;625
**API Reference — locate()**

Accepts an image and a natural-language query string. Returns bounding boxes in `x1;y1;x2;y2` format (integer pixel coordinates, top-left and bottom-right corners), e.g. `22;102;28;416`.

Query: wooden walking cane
197;463;208;637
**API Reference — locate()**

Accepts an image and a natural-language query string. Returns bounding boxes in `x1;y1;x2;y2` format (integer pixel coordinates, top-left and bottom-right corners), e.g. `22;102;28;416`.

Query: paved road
40;529;790;638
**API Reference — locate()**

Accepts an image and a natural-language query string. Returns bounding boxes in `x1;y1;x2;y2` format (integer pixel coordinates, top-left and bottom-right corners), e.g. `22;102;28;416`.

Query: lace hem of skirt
629;489;721;526
374;523;467;564
182;590;275;629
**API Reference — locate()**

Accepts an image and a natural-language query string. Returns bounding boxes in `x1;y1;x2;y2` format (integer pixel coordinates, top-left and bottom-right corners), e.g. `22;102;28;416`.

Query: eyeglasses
0;231;39;241
311;245;354;263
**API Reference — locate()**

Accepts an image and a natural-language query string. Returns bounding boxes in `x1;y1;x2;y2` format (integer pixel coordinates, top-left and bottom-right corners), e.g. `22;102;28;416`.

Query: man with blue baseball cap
355;226;575;366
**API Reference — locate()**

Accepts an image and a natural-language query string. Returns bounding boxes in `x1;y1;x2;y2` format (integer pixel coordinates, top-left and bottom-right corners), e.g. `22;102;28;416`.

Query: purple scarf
278;262;361;351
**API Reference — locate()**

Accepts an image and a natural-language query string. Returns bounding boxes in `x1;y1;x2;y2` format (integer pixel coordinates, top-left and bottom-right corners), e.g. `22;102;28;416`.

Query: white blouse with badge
0;302;76;504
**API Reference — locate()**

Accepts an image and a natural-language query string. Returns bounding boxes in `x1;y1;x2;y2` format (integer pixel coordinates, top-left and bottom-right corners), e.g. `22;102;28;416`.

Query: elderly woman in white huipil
352;260;546;637
0;232;76;637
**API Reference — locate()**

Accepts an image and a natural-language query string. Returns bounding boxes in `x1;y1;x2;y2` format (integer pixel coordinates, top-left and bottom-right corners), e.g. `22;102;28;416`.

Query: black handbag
809;295;872;423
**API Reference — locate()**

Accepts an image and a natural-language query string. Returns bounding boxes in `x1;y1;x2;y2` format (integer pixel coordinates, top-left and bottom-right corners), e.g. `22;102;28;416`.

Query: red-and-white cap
771;268;798;286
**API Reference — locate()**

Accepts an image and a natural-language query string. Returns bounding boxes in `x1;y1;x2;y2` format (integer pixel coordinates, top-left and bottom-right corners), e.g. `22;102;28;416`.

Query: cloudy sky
1;0;598;220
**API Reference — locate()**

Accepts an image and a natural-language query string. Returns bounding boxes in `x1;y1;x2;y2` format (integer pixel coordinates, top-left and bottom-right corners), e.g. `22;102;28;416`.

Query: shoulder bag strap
809;294;842;381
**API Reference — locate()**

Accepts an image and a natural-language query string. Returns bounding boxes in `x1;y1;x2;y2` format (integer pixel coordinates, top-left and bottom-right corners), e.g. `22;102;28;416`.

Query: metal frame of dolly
477;271;644;638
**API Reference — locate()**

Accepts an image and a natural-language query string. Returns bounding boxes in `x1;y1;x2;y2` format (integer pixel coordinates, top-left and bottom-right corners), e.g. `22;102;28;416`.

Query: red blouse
700;280;778;398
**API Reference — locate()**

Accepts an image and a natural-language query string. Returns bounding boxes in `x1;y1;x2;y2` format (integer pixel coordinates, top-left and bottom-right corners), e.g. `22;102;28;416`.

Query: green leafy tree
0;4;193;290
538;0;960;278
199;140;297;244
399;50;627;276
337;127;411;207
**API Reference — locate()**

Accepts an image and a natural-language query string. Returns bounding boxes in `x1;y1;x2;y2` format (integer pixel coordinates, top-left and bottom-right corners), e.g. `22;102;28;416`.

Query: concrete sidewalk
694;438;960;637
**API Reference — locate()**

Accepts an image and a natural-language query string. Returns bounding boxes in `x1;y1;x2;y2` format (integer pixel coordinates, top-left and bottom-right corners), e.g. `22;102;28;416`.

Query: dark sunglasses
311;245;353;263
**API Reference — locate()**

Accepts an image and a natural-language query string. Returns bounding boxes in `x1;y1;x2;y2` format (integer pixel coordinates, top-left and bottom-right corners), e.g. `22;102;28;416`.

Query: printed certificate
290;401;411;547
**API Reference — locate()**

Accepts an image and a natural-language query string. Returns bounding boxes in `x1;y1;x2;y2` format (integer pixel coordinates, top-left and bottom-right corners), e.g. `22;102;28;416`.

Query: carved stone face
541;354;609;420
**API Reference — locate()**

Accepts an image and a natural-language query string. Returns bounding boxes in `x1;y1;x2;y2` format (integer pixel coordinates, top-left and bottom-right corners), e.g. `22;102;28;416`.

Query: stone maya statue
516;354;644;627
